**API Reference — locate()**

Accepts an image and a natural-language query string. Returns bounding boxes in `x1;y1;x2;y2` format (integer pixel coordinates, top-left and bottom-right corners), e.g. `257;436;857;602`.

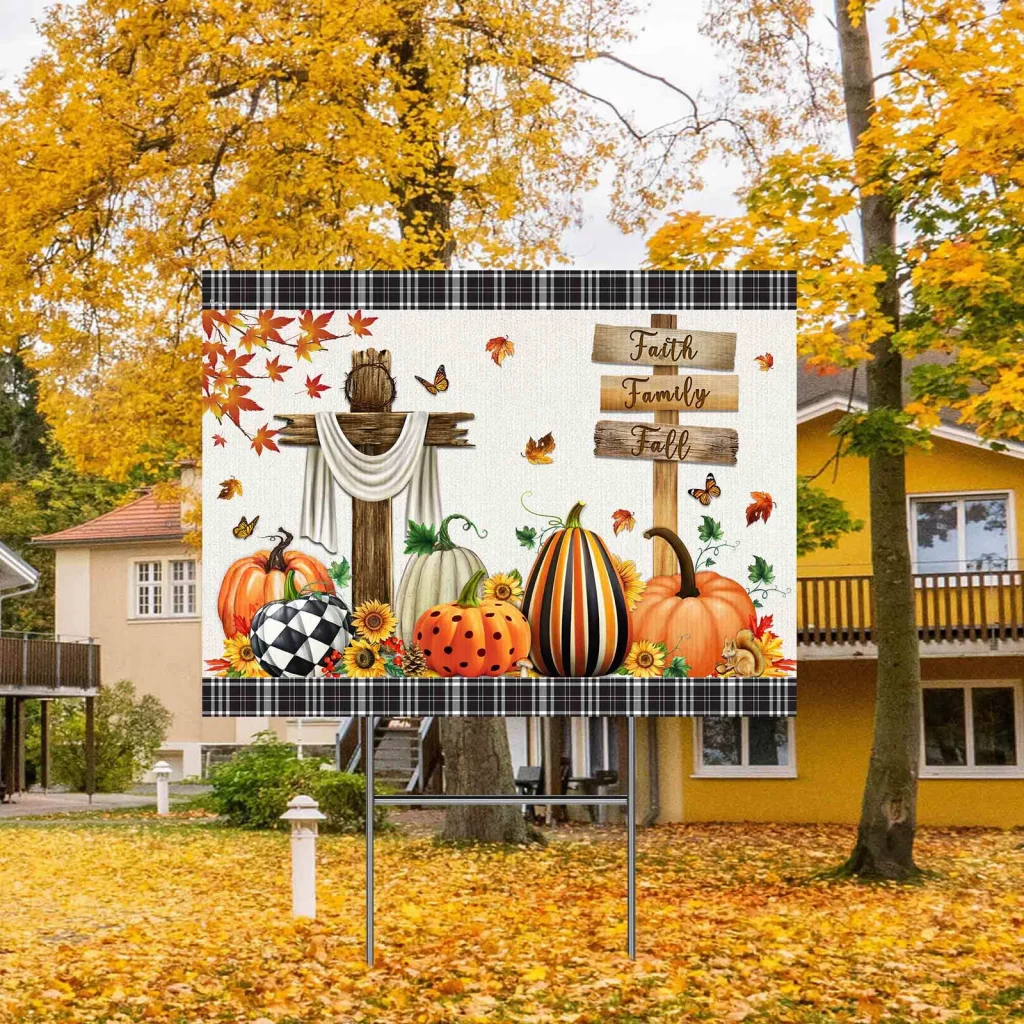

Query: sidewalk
0;792;157;818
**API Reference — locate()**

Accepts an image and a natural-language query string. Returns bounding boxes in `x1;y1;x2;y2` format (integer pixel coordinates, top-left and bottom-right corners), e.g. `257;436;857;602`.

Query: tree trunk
835;0;922;879
439;718;531;843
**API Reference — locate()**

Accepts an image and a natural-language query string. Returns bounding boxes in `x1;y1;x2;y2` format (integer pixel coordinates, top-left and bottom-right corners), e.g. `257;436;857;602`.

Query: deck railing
798;571;1024;647
0;634;100;690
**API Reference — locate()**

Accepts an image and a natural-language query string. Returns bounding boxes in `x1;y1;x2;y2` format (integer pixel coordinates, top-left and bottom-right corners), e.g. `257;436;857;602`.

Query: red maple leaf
745;492;776;526
265;355;292;382
347;309;377;338
220;384;262;426
202;338;227;363
212;434;227;447
204;658;232;674
299;309;340;346
233;615;251;635
754;352;774;371
748;613;774;639
303;374;331;399
250;423;280;455
220;348;255;380
257;309;293;345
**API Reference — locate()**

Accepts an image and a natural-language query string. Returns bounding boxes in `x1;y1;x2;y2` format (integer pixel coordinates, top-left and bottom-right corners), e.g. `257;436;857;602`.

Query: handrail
0;635;101;690
797;570;1024;646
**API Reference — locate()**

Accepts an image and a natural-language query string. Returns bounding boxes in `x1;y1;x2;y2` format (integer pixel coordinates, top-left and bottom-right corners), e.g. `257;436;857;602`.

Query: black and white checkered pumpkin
249;594;352;677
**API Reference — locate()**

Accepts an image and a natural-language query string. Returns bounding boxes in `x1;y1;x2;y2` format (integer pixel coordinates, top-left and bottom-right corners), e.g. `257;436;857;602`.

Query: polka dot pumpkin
412;569;532;677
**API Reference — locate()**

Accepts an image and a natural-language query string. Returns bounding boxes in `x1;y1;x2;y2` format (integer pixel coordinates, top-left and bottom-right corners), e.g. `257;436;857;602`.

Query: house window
694;717;796;777
170;559;197;616
910;493;1012;573
922;681;1022;777
135;561;163;617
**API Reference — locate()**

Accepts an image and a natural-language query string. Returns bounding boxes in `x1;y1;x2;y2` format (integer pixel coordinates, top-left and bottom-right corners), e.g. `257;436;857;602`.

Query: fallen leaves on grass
0;824;1022;1022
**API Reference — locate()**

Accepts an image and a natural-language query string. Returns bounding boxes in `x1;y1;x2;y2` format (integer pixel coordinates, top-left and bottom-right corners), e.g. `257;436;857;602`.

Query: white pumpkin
395;514;488;646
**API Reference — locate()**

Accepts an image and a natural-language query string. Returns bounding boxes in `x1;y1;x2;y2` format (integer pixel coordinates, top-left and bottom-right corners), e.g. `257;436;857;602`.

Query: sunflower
341;638;387;677
622;640;666;678
351;599;397;643
611;554;646;612
483;571;524;604
223;633;267;678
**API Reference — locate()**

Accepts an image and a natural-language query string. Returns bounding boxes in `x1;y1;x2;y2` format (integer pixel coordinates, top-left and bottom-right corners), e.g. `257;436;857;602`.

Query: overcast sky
0;0;848;269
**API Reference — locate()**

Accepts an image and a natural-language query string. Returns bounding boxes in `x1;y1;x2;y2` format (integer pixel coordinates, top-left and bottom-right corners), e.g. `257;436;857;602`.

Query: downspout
643;719;660;827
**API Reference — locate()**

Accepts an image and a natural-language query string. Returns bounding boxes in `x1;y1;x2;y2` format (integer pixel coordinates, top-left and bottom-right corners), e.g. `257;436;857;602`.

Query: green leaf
328;558;351;591
697;515;723;543
516;525;538;550
663;656;691;678
752;599;763;609
404;520;438;556
384;659;405;678
704;558;715;567
509;567;523;585
748;555;775;586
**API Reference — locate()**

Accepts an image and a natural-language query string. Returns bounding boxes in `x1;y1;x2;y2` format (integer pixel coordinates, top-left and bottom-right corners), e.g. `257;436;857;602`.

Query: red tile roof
33;491;184;546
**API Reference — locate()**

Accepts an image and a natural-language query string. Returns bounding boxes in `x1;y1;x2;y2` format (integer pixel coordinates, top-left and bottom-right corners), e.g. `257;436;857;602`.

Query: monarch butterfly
415;364;449;395
232;515;259;539
688;473;721;506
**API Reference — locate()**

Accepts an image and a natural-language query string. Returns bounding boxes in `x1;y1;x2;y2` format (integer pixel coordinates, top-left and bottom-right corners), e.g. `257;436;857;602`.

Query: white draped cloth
300;411;441;553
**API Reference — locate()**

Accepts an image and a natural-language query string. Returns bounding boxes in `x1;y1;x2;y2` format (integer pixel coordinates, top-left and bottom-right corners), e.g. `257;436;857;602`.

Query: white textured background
202;308;797;671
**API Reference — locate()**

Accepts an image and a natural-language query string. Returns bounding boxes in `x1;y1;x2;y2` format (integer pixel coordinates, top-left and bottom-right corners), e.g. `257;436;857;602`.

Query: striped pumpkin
521;501;632;676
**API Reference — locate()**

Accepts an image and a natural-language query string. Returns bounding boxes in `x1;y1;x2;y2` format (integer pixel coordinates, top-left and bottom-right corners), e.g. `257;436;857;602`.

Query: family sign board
200;271;797;699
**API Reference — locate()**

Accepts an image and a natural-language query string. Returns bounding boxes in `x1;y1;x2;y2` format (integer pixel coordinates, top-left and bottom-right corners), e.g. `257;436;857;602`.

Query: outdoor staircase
335;716;441;793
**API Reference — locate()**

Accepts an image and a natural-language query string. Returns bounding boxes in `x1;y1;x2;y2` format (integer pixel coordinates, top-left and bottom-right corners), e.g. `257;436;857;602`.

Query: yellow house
631;364;1024;828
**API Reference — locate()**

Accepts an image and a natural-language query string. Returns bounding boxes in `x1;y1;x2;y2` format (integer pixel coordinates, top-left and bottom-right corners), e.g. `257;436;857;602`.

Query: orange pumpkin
217;528;333;637
631;526;755;677
413;569;532;677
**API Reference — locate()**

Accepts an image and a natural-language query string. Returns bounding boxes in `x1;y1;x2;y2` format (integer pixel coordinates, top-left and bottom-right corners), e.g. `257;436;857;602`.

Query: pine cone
402;641;427;677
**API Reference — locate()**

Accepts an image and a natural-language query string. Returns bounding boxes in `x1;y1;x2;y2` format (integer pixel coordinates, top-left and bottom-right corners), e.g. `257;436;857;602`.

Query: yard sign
201;271;797;692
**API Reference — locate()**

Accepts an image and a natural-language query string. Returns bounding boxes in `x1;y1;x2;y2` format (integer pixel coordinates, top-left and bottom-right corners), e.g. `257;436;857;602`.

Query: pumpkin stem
643;527;700;599
564;501;586;529
266;529;293;572
456;568;488;608
436;514;488;551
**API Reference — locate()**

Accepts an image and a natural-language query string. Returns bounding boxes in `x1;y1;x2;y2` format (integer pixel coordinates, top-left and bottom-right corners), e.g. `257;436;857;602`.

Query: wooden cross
277;348;474;608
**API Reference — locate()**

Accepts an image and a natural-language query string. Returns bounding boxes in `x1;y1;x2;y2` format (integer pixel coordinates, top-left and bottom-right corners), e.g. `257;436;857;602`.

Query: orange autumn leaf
220;384;262;427
220;348;255;380
347;309;377;338
201;393;224;419
250;423;280;455
202;338;227;363
612;509;636;535
746;491;776;526
237;326;265;352
486;335;515;366
298;309;340;347
201;309;220;338
294;336;322;362
303;373;331;399
755;352;774;371
264;355;291;382
218;477;243;500
523;432;556;464
212;434;227;447
257;309;293;345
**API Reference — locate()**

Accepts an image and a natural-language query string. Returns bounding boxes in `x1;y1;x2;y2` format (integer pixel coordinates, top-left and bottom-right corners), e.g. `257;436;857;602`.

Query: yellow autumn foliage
1;822;1023;1022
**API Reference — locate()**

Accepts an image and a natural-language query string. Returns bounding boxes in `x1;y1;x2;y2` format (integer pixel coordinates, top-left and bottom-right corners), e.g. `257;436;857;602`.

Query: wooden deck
0;634;100;696
798;571;1024;656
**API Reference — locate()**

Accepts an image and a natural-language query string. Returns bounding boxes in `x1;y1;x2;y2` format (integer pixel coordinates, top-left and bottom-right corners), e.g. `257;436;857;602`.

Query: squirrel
715;628;765;677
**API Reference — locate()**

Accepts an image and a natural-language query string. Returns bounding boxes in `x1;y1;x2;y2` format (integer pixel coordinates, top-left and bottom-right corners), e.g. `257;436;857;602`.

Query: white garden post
281;794;327;919
153;761;172;816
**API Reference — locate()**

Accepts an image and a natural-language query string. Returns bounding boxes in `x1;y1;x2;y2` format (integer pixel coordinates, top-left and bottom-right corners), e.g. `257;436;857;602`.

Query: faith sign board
200;270;797;712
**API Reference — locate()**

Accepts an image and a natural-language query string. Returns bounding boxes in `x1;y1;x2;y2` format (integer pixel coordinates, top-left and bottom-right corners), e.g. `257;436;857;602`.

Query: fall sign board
201;271;797;689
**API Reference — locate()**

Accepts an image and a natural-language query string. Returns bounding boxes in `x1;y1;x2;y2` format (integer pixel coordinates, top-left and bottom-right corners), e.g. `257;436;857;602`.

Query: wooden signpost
592;317;739;574
277;347;474;608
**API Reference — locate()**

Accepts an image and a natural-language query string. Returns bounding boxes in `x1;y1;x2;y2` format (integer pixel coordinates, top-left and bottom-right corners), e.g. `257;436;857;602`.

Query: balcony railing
0;633;100;692
798;572;1024;648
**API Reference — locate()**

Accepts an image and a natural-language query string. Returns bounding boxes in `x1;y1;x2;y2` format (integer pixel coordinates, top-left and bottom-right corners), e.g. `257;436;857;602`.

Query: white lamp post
152;760;172;816
280;794;327;919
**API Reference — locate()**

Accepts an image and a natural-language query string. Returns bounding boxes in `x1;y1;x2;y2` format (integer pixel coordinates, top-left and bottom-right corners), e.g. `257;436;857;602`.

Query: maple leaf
201;309;220;338
256;309;293;345
298;309;340;347
202;338;227;363
264;355;291;382
303;373;331;399
755;352;774;371
220;348;255;380
611;509;636;535
237;326;265;352
218;477;243;500
220;384;262;427
250;423;280;455
294;336;323;362
523;432;555;464
212;434;227;447
516;525;538;549
748;612;774;639
201;393;224;419
746;491;776;525
486;335;515;366
347;309;377;337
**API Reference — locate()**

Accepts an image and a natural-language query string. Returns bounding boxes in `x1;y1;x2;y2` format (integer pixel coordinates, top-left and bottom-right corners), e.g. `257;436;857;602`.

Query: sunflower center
636;651;655;669
240;644;254;661
493;583;512;601
355;647;378;669
364;612;384;631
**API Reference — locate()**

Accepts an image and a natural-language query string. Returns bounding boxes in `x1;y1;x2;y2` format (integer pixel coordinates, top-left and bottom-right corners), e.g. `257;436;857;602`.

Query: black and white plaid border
202;270;796;311
202;675;795;718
